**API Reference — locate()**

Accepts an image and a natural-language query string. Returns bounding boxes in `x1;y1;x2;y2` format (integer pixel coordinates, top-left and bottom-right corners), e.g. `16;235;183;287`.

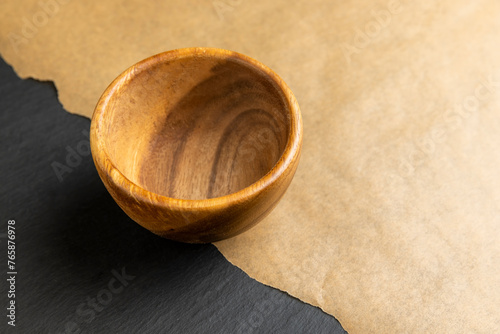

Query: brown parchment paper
2;0;500;332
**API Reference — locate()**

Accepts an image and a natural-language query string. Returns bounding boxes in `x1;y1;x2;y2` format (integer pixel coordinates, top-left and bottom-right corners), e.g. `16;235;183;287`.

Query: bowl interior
101;53;290;200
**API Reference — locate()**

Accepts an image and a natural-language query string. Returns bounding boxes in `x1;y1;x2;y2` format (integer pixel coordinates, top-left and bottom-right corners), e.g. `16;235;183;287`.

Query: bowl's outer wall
90;141;301;243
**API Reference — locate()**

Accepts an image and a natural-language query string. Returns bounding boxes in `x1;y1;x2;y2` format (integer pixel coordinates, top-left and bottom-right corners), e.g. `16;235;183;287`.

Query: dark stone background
0;56;347;334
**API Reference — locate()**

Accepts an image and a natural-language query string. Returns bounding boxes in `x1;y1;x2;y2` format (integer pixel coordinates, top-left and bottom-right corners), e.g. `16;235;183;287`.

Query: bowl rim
90;47;302;211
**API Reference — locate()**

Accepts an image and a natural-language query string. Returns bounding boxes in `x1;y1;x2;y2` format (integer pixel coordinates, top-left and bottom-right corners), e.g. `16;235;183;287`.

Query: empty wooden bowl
90;47;302;243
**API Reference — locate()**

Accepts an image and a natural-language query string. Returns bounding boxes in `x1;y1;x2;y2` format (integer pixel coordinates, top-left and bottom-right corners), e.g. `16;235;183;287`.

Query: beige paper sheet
2;0;499;332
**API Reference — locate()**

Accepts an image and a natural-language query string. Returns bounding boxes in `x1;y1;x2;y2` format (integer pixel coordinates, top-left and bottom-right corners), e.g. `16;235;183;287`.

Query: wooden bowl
90;47;302;243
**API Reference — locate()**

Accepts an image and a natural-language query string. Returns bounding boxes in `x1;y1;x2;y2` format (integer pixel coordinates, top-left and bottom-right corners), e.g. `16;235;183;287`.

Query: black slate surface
0;56;347;334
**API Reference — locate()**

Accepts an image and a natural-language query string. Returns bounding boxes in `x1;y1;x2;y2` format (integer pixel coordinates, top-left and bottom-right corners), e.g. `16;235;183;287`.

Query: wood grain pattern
90;48;302;243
